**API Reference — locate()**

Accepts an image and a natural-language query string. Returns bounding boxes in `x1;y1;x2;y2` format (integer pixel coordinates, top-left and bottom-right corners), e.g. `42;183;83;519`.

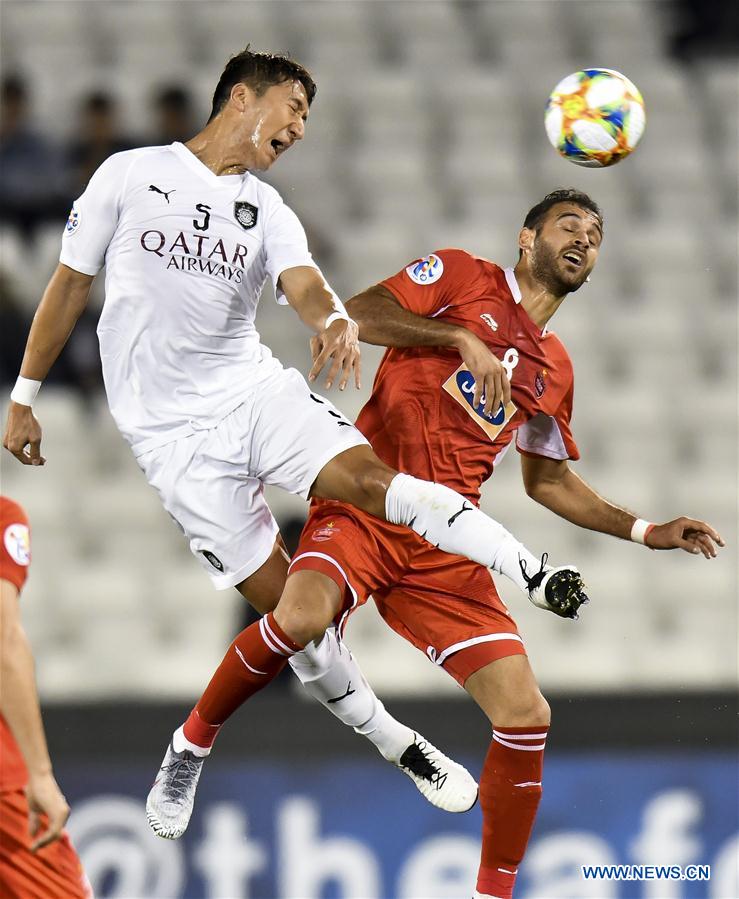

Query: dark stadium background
1;1;737;897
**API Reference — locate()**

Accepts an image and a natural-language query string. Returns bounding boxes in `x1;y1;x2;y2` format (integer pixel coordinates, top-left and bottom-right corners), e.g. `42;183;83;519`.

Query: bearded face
525;203;602;296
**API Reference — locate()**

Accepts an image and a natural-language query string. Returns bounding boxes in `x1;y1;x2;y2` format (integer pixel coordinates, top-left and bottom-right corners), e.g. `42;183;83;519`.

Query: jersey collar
504;266;548;336
170;142;247;188
504;266;522;303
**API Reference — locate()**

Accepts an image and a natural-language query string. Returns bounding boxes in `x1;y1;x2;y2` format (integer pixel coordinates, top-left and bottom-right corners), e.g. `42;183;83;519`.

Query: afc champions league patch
406;253;444;285
442;364;517;442
65;204;81;236
234;201;258;230
4;523;30;567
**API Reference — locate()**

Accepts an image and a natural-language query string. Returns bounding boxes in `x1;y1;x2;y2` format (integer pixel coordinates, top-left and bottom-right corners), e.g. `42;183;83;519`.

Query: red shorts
0;789;90;899
290;500;526;686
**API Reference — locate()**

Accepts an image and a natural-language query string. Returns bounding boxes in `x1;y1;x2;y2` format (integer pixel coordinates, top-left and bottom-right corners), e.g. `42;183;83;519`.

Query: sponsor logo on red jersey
442;365;517;441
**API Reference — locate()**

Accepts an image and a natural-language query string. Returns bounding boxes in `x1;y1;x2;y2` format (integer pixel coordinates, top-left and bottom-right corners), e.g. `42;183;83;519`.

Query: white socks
385;472;542;595
172;725;211;758
289;628;414;763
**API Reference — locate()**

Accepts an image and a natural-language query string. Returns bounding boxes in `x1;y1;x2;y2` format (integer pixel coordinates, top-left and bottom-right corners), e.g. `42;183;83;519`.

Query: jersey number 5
193;203;212;232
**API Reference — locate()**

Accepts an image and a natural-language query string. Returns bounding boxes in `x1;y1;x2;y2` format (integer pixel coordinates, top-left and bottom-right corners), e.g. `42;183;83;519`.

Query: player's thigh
310;444;398;518
236;534;290;614
137;431;279;591
247;367;372;501
465;655;551;727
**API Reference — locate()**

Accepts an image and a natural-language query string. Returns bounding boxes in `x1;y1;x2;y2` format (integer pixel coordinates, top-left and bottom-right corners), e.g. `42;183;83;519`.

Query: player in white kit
4;50;587;829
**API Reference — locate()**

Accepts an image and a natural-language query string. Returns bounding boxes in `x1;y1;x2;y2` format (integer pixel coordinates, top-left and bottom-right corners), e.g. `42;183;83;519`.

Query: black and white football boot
520;552;590;619
396;733;478;812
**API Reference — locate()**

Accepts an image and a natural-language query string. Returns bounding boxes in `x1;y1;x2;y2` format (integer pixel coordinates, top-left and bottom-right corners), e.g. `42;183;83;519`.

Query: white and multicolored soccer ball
545;68;646;167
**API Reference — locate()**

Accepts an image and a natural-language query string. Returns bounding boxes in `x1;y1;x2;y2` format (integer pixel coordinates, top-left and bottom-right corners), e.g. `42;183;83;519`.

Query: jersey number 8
502;348;519;381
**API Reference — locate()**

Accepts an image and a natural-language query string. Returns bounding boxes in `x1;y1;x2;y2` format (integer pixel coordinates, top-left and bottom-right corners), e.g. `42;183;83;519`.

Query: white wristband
324;310;351;329
10;376;42;407
630;518;654;545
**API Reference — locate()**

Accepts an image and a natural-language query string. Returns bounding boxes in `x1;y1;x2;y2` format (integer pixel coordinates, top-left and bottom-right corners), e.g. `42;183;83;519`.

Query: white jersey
60;142;318;456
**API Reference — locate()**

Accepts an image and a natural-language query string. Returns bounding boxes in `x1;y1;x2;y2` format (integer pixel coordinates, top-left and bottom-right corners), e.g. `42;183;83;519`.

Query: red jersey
356;249;579;504
0;496;31;792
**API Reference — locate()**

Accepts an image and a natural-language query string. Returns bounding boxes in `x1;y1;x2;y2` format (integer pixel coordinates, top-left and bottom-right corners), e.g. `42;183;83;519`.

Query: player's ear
230;82;255;114
518;227;534;255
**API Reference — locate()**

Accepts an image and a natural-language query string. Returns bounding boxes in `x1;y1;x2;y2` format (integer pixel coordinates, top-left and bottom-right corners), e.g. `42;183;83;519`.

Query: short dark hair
208;47;317;122
523;188;603;232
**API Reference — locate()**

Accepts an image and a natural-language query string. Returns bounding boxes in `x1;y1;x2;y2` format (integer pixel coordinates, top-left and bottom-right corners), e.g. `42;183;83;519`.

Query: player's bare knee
503;691;551;727
273;571;341;647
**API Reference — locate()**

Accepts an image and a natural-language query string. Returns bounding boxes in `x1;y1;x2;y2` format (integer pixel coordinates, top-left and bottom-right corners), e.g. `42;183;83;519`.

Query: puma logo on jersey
480;313;498;331
149;184;176;203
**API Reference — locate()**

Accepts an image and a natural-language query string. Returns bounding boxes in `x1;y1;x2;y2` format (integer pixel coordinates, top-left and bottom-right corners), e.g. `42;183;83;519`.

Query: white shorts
137;367;369;590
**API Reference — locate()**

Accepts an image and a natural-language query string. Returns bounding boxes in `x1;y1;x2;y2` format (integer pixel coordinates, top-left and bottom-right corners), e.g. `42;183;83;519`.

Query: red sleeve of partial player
379;248;482;317
0;497;31;593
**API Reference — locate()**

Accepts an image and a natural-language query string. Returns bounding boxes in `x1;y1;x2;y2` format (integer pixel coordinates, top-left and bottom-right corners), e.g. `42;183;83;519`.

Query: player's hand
26;771;70;851
3;402;46;466
646;517;725;558
456;331;511;418
309;318;362;391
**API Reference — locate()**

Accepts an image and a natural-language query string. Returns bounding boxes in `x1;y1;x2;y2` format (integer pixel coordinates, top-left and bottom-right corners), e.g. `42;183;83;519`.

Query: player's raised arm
279;265;361;391
520;454;725;558
346;283;511;418
3;264;94;466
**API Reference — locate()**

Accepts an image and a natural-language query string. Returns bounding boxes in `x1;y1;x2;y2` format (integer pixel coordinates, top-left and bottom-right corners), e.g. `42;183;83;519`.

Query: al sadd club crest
234;201;258;230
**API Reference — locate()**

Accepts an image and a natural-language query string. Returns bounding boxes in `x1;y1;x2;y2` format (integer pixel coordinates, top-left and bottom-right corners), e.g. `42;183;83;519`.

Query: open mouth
270;138;288;158
562;249;585;268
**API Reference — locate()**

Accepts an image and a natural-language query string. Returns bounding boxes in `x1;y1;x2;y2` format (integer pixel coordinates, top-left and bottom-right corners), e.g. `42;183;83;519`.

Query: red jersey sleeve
379;248;482;317
516;381;580;462
0;497;31;593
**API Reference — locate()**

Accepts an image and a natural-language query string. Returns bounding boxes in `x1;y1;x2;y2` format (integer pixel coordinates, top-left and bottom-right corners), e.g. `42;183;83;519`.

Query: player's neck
512;263;566;330
183;122;254;176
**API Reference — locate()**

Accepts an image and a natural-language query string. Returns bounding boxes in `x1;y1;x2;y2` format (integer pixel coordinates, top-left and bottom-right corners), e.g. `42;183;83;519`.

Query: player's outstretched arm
521;454;724;558
279;265;361;391
0;579;70;850
3;264;94;466
346;286;510;416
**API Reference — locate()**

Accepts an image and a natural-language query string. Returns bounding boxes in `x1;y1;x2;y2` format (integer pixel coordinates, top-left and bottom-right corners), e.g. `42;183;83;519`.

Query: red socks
476;725;549;899
182;612;303;748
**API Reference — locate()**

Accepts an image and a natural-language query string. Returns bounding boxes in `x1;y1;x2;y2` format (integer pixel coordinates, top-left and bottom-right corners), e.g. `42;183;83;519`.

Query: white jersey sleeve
263;200;318;305
60;151;133;276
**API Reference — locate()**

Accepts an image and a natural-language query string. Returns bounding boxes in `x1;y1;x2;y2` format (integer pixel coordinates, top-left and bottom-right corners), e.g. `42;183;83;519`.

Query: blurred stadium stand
1;0;735;705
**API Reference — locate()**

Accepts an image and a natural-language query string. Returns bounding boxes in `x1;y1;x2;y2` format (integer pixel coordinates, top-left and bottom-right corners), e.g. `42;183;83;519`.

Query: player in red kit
0;496;91;899
150;190;723;898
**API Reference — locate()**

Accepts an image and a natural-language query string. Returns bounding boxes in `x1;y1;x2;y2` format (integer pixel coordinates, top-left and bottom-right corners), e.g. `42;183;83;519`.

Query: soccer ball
545;68;646;167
